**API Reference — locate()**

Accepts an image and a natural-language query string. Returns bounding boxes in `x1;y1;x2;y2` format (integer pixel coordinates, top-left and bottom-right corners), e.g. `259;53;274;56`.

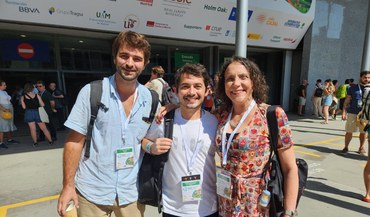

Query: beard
181;96;203;109
116;66;140;82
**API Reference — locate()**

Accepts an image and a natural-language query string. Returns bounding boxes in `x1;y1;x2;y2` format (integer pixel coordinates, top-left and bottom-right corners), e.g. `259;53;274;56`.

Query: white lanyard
221;100;256;166
180;116;202;175
359;84;363;96
121;87;138;141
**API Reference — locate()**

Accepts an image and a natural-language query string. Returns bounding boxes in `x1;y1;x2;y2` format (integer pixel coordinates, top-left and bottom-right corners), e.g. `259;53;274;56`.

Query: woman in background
322;79;335;124
0;80;17;149
21;83;53;147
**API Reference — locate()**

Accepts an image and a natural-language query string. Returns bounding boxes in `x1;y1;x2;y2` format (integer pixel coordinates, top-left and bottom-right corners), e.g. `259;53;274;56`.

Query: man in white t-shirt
143;63;218;217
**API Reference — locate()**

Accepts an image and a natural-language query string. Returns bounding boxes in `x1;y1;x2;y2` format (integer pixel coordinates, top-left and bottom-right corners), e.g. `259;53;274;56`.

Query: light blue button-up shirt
65;75;157;206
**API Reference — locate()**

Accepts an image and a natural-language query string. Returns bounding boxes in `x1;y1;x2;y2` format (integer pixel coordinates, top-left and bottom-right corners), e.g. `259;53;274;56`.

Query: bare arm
21;96;26;110
278;146;299;213
37;95;45;107
342;95;351;120
57;130;85;217
142;137;172;155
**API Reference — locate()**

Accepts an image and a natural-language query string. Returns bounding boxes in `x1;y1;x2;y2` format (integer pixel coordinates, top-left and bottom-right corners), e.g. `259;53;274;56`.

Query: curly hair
216;56;269;110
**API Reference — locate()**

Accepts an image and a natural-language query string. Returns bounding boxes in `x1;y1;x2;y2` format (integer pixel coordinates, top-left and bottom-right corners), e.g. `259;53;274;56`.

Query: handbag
1;111;12;120
265;106;308;217
38;107;49;123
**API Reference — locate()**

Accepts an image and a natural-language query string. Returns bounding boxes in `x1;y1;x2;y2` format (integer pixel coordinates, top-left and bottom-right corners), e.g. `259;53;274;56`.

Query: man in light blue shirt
57;31;157;217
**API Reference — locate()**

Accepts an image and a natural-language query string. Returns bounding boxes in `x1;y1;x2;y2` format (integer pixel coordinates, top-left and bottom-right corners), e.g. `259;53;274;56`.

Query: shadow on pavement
294;143;368;161
304;179;370;215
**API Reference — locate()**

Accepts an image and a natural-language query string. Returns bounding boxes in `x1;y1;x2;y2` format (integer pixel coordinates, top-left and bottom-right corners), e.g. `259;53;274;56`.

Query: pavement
0;113;369;217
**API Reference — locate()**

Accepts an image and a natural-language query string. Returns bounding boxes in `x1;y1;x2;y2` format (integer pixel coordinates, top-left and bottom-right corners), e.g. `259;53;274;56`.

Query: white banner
0;0;315;49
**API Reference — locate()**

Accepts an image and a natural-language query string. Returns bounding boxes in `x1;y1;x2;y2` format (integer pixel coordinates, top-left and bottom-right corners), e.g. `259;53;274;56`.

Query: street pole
362;1;370;71
235;0;248;57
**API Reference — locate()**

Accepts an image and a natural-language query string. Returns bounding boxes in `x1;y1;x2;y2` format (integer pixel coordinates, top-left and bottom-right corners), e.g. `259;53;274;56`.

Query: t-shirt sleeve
276;107;294;149
64;84;90;135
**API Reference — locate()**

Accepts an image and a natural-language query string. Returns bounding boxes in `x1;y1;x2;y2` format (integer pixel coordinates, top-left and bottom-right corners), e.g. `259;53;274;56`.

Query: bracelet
145;141;153;154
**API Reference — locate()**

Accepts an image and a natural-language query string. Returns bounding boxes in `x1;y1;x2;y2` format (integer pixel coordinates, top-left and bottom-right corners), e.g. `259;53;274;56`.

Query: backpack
357;84;370;131
265;106;308;217
138;109;175;213
157;78;178;106
314;86;324;97
84;80;159;159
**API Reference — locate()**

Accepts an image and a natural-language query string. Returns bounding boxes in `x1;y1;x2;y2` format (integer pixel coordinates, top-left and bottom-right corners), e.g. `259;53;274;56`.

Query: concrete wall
303;0;369;113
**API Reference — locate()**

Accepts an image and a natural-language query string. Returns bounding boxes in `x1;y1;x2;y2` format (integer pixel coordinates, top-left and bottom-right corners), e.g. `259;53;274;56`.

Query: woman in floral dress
215;56;299;217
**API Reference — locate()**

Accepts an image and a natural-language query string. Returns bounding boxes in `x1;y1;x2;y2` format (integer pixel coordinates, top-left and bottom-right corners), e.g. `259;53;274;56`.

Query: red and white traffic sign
17;43;34;59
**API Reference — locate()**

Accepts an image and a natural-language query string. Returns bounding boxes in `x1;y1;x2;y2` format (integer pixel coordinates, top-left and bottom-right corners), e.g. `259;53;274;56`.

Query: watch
283;209;295;217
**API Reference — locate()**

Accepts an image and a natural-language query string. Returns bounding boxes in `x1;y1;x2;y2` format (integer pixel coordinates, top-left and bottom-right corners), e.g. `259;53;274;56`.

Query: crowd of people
0;80;67;148
297;72;370;204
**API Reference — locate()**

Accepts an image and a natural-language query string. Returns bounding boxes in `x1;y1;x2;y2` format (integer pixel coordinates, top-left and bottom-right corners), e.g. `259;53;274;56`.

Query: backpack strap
142;89;159;123
267;105;279;154
84;80;103;159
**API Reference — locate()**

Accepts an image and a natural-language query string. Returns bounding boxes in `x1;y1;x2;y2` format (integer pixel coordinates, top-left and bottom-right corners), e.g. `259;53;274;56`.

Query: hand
150;138;172;155
57;187;78;217
52;108;57;113
342;113;347;121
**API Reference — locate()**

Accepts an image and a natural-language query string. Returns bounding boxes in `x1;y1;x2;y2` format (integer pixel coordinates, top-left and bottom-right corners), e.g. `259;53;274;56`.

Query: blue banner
0;40;50;61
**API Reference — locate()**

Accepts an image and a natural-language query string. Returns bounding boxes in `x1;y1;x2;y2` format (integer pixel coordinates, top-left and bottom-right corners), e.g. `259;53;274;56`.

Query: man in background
49;82;66;131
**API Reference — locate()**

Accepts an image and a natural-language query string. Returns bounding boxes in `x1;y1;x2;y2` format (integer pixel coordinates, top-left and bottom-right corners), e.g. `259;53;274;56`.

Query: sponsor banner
0;0;315;49
0;40;49;61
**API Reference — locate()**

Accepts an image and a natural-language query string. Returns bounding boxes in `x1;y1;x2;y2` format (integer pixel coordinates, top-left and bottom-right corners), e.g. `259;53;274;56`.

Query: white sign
0;0;315;49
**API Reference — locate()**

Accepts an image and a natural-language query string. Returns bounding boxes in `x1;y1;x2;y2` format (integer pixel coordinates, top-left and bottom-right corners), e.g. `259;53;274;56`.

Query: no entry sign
17;43;34;59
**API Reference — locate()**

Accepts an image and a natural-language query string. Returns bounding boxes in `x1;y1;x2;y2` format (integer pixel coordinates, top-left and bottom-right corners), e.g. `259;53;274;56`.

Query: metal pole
235;0;248;57
362;1;370;71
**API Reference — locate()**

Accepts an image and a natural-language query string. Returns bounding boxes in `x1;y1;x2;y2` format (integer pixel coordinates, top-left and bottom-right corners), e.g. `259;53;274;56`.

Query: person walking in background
57;31;157;217
49;82;66;131
145;65;166;102
36;81;57;141
312;79;323;118
297;79;308;116
341;71;370;155
215;57;298;216
336;79;350;115
21;83;53;147
330;80;339;120
143;63;218;217
321;79;335;124
0;80;18;149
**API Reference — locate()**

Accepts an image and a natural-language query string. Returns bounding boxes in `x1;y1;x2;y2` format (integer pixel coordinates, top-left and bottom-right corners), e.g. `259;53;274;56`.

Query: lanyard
180;115;203;175
120;87;138;141
221;100;256;166
359;84;363;96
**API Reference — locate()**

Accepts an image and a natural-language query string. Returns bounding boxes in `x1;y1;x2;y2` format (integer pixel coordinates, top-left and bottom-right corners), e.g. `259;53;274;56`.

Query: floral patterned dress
215;103;294;217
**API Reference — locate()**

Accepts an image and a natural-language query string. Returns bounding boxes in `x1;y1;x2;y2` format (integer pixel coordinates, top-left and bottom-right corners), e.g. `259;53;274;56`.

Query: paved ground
0;113;369;217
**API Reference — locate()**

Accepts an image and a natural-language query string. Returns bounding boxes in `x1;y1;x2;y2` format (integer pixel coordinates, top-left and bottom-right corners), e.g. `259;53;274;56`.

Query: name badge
181;174;202;202
216;169;232;200
116;148;134;170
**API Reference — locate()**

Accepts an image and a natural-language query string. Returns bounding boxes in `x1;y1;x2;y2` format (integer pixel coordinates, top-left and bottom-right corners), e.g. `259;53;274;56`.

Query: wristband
145;141;154;154
283;209;295;217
